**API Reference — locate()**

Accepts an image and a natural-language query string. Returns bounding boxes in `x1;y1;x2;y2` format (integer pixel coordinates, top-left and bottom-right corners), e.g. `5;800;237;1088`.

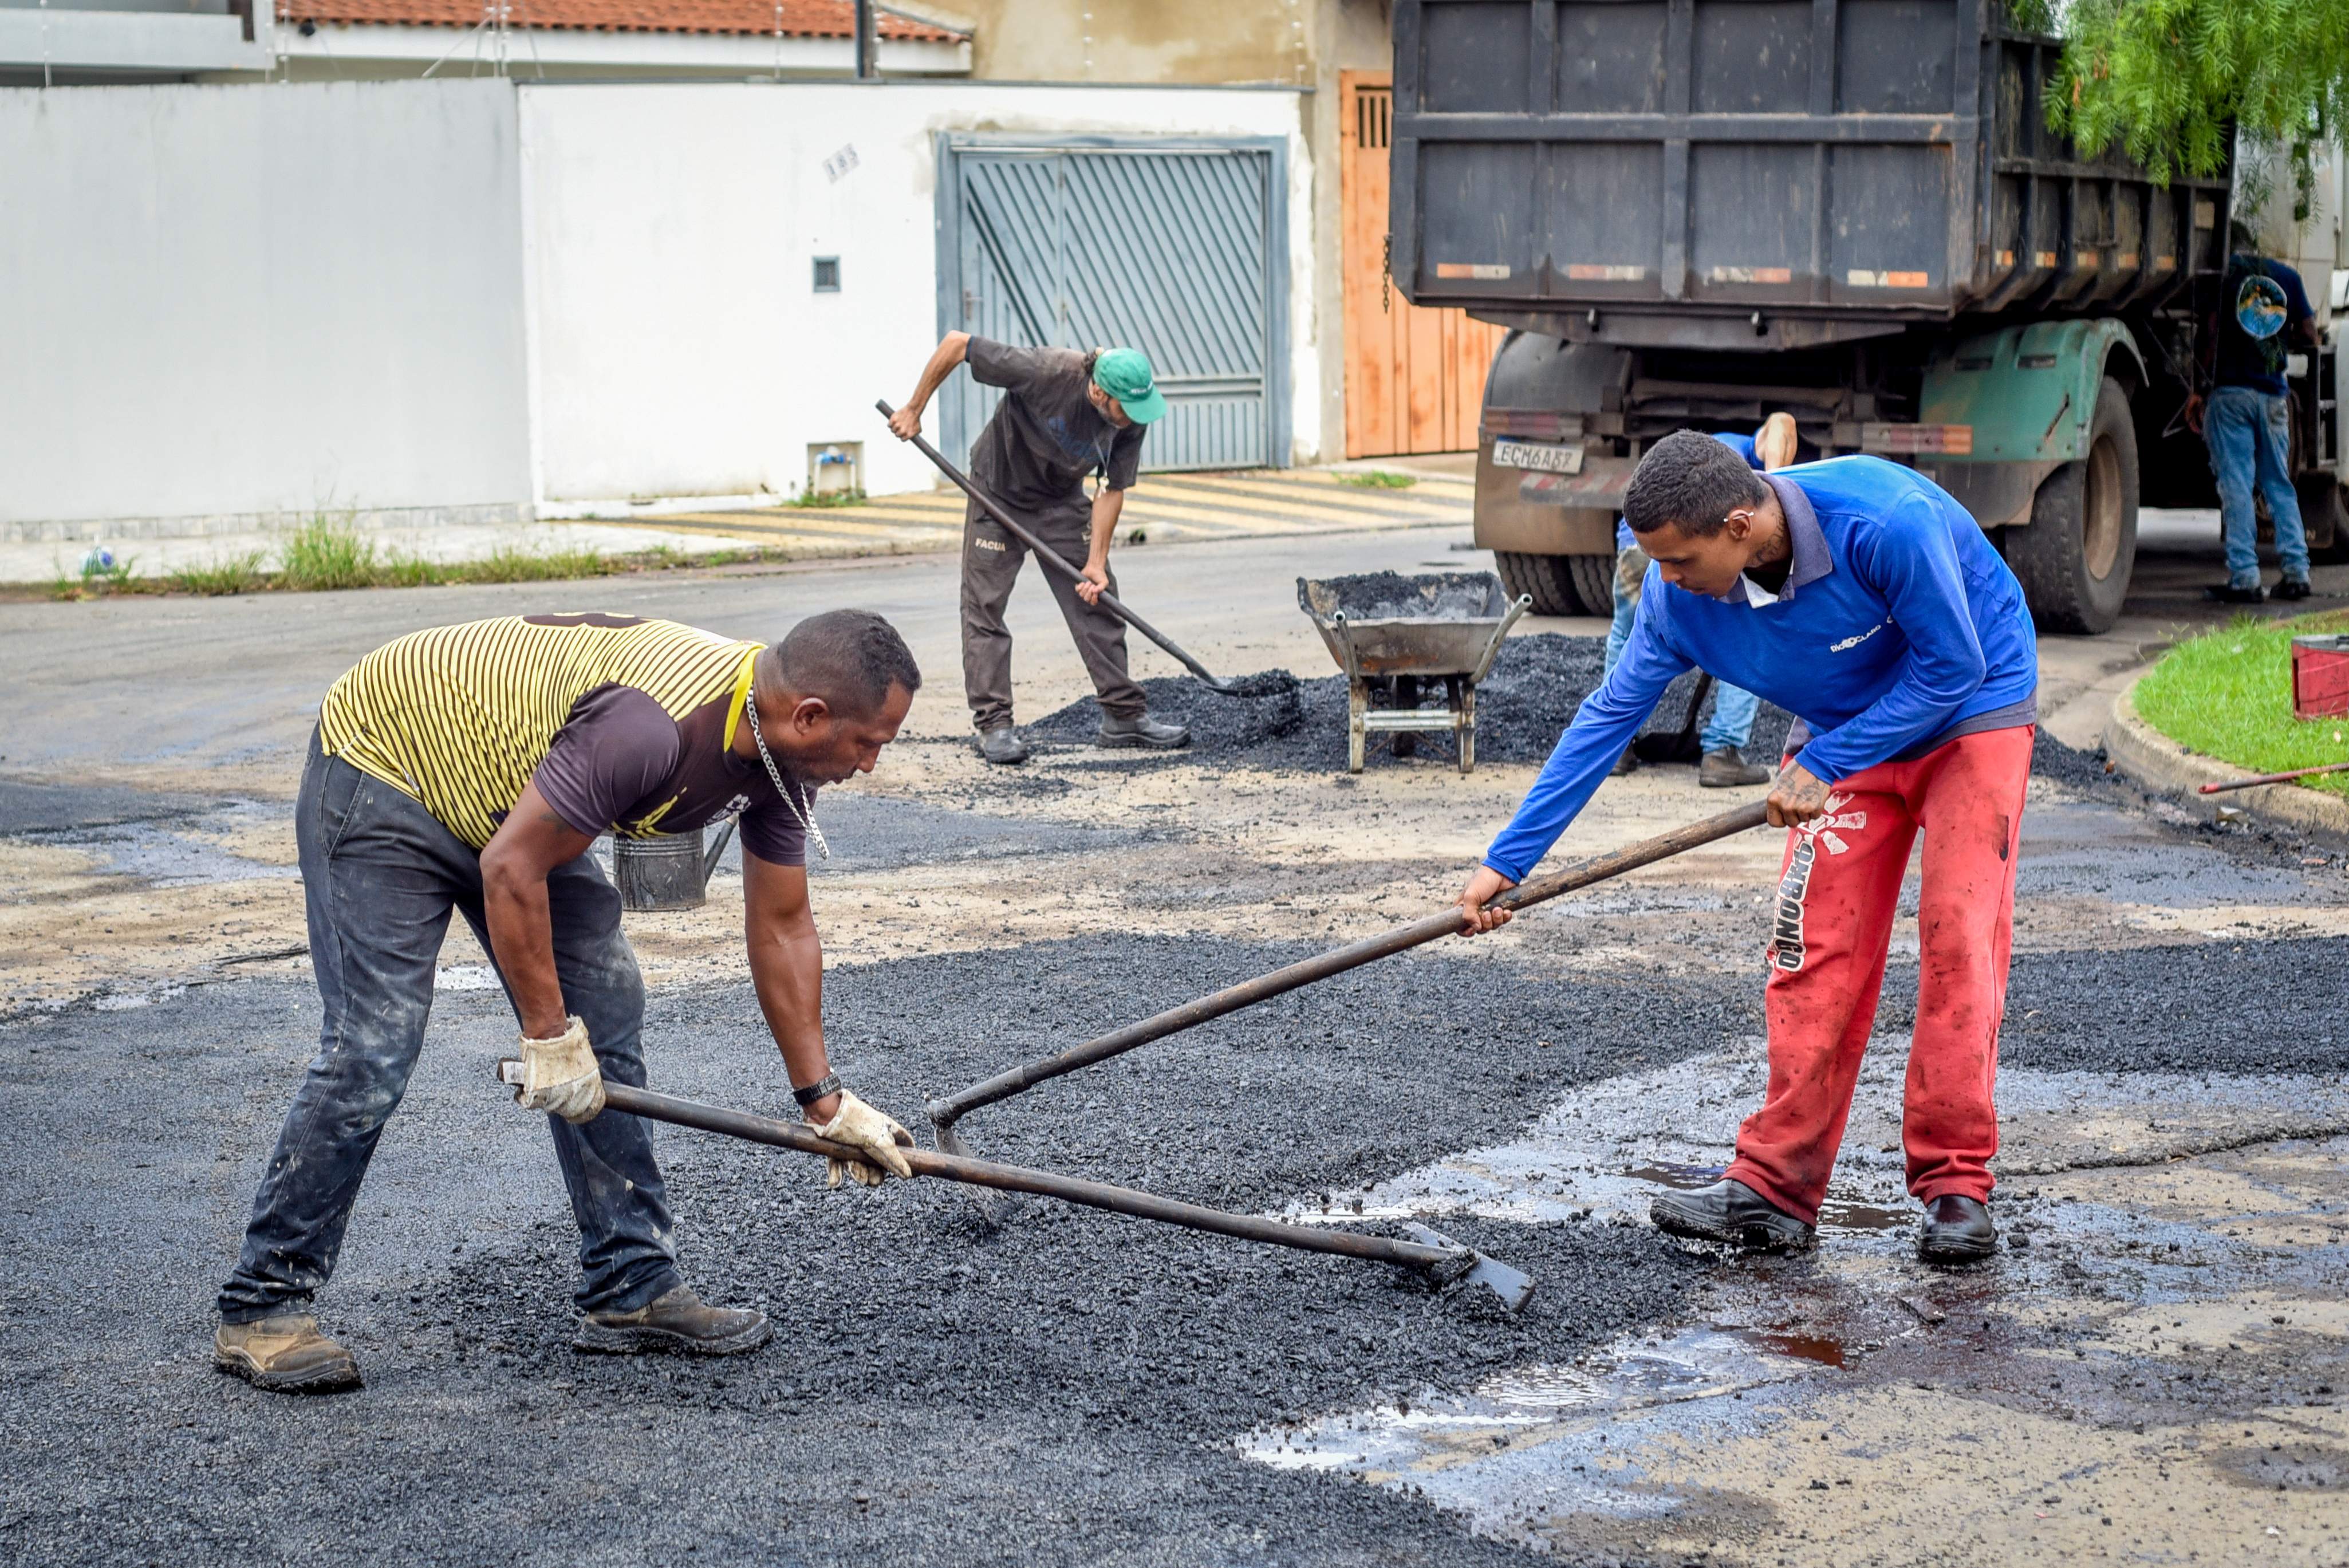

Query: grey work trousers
218;734;680;1322
960;495;1146;731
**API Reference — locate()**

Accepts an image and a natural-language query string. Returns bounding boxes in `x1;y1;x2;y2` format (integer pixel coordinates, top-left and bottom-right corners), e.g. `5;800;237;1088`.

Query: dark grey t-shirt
533;684;811;866
967;338;1146;512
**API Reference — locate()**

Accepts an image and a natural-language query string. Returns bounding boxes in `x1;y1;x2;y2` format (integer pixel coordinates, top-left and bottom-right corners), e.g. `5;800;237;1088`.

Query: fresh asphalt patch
1;937;1746;1568
8;907;2347;1566
0;777;219;835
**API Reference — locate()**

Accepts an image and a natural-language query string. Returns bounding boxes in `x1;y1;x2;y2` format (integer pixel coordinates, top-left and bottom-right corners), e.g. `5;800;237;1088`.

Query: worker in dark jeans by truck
2204;247;2320;604
889;332;1191;765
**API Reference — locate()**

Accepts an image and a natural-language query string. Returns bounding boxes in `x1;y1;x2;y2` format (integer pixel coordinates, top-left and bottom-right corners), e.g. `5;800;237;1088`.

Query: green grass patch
1337;469;1418;489
463;544;614;585
787;488;868;509
21;531;768;602
277;511;382;592
2135;610;2349;794
167;549;270;596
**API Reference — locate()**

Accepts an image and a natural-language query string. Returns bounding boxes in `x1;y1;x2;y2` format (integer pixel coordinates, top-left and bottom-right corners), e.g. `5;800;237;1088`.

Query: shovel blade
1401;1222;1536;1313
929;1115;1028;1230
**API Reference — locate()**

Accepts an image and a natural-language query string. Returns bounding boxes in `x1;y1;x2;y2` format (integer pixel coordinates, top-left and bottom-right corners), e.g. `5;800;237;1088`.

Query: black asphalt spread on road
1;938;1744;1568
10;905;2348;1566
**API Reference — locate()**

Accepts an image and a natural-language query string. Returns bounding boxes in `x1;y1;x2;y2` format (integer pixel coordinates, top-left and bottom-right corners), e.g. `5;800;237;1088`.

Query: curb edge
2102;677;2349;845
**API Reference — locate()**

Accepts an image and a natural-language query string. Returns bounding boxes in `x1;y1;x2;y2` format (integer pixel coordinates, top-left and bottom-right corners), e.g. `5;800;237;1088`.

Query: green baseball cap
1091;347;1168;424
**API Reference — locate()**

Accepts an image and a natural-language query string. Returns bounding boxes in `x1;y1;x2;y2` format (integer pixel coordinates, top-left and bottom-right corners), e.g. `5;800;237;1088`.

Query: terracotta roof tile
276;0;965;41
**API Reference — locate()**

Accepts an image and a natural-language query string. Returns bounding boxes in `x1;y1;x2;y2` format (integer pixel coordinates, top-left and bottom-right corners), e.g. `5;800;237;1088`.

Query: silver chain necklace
742;691;831;861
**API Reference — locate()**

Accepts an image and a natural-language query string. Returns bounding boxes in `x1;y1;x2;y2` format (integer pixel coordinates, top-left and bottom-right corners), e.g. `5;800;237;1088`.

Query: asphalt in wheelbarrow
1025;632;1798;770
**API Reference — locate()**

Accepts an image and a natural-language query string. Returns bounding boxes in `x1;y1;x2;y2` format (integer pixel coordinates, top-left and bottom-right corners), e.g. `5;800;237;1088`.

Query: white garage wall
0;80;532;532
518;81;1315;507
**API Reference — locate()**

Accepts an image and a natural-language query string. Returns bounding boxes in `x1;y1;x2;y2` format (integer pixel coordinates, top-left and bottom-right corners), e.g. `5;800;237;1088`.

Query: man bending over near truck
215;610;922;1393
1456;433;2039;1265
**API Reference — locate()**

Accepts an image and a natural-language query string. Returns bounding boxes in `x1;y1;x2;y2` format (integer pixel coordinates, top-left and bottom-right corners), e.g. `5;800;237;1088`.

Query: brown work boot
1610;746;1639;777
214;1312;363;1394
573;1285;772;1356
1698;746;1770;788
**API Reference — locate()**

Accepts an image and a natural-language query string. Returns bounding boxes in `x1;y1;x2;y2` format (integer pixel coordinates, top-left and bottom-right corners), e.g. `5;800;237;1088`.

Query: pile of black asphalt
1027;633;1788;770
1;935;1754;1568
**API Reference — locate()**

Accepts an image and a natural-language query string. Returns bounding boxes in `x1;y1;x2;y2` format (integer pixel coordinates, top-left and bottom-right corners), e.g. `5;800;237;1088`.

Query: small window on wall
813;257;841;293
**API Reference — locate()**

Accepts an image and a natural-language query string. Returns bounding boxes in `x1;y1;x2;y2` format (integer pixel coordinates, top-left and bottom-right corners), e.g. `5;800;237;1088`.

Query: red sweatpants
1724;724;2032;1224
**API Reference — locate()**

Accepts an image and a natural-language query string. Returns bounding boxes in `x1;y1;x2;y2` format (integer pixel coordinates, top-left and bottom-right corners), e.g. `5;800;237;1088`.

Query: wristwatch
791;1072;842;1110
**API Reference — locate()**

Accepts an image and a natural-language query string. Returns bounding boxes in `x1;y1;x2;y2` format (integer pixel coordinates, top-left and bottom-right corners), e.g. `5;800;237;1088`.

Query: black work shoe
2275;576;2315;602
1917;1195;1999;1265
2205;582;2268;604
214;1313;363;1394
1096;712;1190;750
1650;1179;1816;1252
1698;746;1770;788
976;726;1030;766
1610;746;1639;777
574;1285;773;1356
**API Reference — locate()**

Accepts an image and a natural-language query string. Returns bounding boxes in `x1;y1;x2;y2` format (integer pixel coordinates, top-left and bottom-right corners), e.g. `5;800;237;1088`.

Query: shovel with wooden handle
494;1062;1534;1310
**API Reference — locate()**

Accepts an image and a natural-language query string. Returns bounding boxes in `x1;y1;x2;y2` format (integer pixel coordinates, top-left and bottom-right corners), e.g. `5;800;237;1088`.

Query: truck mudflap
1912;319;2145;526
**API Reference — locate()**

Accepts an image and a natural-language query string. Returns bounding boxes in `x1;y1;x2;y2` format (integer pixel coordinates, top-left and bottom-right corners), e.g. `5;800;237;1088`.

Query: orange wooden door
1341;71;1505;459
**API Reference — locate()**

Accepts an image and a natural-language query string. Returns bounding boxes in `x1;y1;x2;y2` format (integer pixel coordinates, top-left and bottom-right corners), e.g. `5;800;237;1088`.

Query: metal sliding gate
936;135;1290;472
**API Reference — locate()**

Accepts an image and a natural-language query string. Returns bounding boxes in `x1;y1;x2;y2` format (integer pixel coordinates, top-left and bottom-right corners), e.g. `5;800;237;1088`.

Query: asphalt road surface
5;514;2348;1567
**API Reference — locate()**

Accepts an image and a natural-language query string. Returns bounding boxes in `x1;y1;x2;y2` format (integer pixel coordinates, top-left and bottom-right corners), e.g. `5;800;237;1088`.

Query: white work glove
814;1092;915;1188
514;1015;606;1125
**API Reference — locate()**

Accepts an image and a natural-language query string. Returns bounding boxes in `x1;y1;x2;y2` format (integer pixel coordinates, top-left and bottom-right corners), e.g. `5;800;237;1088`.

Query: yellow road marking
653;513;955;542
667;509;954;536
1138;480;1467;527
1149;472;1469;511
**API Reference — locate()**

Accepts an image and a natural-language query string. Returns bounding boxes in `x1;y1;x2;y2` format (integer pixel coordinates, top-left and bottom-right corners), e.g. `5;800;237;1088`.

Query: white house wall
0;78;1313;540
517;81;1315;507
0;78;531;532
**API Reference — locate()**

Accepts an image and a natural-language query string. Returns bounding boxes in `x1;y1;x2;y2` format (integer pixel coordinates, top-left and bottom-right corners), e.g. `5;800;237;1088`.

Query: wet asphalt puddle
1246;1044;2349;1561
0;779;293;888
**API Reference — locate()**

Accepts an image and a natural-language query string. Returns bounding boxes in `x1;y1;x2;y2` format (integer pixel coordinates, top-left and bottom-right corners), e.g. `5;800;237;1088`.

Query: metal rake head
927;1108;1028;1230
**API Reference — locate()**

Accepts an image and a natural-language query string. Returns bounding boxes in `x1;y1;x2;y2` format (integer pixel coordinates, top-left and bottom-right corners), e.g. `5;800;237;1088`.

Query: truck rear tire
2297;474;2349;564
1494;550;1613;616
2009;376;2138;635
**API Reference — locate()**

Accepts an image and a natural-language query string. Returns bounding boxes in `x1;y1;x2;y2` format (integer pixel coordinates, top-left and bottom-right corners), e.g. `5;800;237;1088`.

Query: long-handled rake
496;1063;1534;1310
926;801;1773;1219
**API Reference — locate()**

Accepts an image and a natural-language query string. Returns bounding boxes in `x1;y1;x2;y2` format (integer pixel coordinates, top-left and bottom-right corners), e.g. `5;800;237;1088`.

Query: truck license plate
1492;438;1585;475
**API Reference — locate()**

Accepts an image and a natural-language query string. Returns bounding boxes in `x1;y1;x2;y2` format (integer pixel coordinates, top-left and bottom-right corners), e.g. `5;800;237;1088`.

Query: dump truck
1390;0;2349;633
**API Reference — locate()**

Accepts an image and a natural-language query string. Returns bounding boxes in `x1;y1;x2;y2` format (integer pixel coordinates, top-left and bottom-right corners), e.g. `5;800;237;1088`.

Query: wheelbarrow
1295;572;1531;774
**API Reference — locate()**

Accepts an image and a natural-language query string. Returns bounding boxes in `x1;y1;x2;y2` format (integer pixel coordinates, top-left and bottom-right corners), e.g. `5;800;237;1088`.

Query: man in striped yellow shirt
215;610;922;1393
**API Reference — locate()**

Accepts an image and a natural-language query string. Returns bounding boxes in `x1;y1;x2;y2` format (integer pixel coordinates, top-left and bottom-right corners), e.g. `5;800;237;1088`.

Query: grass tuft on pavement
34;529;760;601
1337;469;1417;489
167;550;270;596
2136;610;2349;794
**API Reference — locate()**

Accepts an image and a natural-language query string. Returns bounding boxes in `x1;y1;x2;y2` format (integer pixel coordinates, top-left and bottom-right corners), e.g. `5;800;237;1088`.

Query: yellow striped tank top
318;613;760;849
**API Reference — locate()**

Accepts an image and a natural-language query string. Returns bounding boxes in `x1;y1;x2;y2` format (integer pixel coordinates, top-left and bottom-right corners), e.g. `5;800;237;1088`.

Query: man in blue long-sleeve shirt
1455;431;2038;1264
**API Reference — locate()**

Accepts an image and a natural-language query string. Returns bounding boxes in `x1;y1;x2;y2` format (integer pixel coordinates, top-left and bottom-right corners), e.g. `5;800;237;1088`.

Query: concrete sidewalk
1;462;1476;588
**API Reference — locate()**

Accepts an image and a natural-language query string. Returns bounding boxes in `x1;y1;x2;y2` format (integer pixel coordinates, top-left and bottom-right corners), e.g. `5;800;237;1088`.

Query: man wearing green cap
889;332;1190;763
